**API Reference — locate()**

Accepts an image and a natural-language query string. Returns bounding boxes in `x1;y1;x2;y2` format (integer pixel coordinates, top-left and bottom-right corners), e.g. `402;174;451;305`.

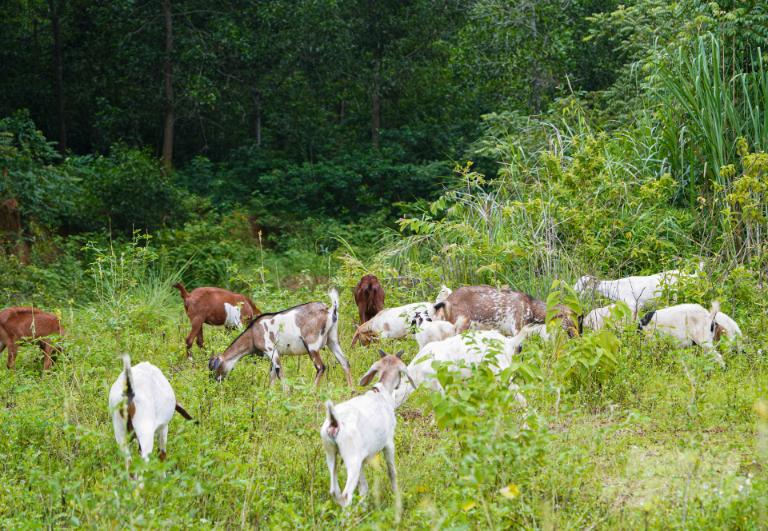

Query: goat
174;282;261;358
638;302;724;366
209;288;353;387
350;302;436;347
353;274;385;325
0;307;64;369
392;328;540;408
412;315;468;349
574;269;688;315
108;355;194;465
433;285;581;338
320;349;414;508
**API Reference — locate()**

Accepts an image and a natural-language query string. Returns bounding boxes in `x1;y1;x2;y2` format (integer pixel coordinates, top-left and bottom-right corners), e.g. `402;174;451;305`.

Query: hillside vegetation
2;0;768;528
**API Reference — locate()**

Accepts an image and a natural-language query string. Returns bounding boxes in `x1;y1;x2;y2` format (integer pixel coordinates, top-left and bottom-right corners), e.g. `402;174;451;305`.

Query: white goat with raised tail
320;350;415;510
108;355;194;465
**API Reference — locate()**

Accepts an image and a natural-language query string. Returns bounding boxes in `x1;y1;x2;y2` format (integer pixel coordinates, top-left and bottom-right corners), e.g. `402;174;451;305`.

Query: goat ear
359;366;378;387
395;350;404;359
400;367;417;389
378;349;388;358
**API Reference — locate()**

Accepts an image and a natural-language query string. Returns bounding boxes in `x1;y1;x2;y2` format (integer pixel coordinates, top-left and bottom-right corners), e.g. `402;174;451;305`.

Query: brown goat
353;274;385;325
0;307;64;369
174;282;262;358
434;285;582;338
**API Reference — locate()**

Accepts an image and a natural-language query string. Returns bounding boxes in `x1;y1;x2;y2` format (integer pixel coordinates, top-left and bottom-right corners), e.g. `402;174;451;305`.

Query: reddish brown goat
174;282;262;358
353;274;385;325
0;307;64;369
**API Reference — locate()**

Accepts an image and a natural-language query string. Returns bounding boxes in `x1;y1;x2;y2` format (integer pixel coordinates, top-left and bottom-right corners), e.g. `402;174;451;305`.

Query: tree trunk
161;0;174;170
252;88;262;147
48;0;67;154
371;59;381;149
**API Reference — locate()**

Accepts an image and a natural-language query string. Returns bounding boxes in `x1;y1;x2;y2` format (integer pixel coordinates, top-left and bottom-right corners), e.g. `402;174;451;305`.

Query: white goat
210;288;352;387
350;302;435;346
320;350;415;508
108;355;194;464
638;302;724;366
412;315;468;349
392;328;540;408
575;269;689;314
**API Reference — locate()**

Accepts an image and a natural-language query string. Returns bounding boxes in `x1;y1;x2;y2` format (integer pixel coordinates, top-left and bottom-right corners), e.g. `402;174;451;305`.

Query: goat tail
173;282;190;300
175;403;197;423
122;354;135;399
328;287;339;317
709;300;721;322
325;400;340;439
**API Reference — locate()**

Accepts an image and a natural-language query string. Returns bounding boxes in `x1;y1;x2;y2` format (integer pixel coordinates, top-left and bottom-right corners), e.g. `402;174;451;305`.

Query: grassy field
0;278;766;529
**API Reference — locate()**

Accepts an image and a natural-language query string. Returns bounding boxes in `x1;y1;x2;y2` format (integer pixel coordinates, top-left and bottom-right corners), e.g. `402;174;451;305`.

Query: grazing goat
574;269;688;315
108;355;194;464
638;302;724;366
412;315;468;349
350;302;436;347
209;289;353;387
320;350;414;508
353;274;385;325
392;328;539;408
433;285;581;338
0;307;63;369
174;282;261;358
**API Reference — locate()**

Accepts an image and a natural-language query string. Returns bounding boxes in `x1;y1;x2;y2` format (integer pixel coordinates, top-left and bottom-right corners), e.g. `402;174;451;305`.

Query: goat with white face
392;328;540;408
638;302;725;366
209;288;352;387
574;269;690;315
350;302;436;347
320;350;415;508
108;355;194;465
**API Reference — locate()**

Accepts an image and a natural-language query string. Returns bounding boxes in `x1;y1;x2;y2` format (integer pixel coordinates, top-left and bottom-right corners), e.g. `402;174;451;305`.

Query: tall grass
660;34;768;189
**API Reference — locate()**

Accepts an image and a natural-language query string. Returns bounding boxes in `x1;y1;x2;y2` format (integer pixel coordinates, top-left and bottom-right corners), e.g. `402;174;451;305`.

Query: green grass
0;280;765;528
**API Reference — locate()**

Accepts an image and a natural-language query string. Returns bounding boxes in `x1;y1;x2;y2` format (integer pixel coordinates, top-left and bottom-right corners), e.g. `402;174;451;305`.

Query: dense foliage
2;0;768;528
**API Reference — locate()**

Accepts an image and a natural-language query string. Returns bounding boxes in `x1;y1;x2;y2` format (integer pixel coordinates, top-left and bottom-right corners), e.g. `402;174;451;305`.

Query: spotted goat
209;288;352;387
433;285;582;338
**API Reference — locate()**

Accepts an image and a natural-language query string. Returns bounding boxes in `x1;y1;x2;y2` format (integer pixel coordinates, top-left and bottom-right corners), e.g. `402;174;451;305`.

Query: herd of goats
0;267;744;508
